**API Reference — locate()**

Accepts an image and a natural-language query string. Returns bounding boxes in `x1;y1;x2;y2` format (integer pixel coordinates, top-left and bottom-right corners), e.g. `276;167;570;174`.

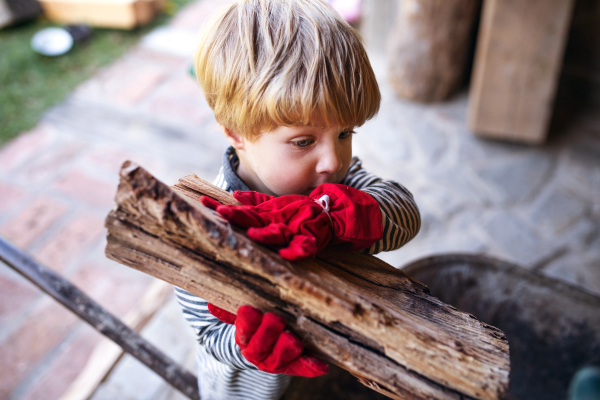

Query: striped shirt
176;147;420;400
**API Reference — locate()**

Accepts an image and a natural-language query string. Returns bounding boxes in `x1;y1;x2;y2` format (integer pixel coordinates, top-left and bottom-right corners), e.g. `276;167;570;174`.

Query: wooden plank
104;161;511;400
59;280;173;400
468;0;575;143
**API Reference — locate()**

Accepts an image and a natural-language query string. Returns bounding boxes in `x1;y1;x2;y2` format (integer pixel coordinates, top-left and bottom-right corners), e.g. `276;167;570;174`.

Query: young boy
175;1;421;399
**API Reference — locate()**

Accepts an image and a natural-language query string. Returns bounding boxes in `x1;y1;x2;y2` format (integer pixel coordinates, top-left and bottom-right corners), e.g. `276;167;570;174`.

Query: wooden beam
468;0;575;143
105;161;510;400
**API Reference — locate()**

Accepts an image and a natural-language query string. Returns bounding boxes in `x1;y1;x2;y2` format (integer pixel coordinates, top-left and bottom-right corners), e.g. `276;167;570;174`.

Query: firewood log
105;161;510;400
388;0;481;102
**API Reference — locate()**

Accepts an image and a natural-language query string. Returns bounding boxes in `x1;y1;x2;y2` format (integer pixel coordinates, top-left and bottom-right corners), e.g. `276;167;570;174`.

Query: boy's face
226;124;354;196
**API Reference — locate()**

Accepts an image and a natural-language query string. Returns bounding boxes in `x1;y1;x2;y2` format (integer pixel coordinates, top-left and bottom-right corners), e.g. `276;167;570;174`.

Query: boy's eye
339;130;355;139
292;138;314;148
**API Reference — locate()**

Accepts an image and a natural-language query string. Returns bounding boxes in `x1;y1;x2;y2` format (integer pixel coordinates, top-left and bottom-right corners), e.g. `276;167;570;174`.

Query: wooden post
468;0;575;143
388;0;481;102
105;162;511;400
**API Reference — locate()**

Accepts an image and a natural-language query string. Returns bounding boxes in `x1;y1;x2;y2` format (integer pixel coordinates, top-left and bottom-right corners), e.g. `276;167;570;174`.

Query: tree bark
388;0;481;102
105;161;510;400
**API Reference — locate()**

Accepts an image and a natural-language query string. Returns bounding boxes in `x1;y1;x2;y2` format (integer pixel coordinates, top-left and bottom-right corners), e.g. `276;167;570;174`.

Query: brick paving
0;0;599;399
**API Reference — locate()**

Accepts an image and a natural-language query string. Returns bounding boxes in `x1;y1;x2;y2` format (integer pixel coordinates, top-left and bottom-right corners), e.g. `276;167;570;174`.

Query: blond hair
194;0;380;138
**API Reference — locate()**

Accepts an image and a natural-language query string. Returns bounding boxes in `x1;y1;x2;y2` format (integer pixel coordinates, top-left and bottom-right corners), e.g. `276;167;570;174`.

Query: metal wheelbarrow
403;253;600;400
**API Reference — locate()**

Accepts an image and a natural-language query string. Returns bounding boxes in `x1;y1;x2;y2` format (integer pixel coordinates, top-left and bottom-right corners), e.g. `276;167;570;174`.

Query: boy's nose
316;147;343;175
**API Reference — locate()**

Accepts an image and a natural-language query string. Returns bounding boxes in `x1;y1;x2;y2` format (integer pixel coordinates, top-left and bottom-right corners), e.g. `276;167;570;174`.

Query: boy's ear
222;126;245;150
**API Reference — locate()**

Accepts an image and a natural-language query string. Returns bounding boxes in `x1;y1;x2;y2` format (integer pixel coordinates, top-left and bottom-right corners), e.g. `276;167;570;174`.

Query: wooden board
38;0;165;29
105;162;510;400
468;0;575;143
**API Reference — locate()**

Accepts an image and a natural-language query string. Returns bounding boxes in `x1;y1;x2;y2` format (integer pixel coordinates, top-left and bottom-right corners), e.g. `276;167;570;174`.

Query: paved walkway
0;0;598;399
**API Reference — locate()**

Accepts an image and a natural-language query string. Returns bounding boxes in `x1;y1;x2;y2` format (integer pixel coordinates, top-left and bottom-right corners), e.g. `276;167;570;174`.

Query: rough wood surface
388;0;481;102
468;0;575;143
105;162;510;400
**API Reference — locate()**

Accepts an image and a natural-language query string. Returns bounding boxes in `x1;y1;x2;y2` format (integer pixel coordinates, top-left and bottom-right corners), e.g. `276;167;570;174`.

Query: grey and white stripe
176;147;420;400
339;157;420;254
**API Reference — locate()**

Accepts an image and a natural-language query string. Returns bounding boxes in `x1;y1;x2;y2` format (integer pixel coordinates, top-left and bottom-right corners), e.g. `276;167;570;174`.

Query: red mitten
201;184;382;261
234;305;328;377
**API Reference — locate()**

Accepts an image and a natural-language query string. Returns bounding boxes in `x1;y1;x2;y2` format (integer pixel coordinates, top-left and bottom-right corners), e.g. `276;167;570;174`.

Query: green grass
0;0;194;145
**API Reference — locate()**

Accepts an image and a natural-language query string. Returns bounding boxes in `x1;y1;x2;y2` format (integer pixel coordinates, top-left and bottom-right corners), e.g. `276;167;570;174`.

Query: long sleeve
340;157;421;254
174;149;419;399
174;287;257;370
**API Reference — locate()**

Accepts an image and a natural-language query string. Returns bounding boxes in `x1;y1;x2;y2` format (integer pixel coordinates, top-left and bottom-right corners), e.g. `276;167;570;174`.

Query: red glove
208;304;329;377
201;183;382;261
207;303;237;324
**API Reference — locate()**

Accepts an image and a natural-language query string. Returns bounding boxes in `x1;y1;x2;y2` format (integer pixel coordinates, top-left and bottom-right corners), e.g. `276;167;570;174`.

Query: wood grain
105;161;510;400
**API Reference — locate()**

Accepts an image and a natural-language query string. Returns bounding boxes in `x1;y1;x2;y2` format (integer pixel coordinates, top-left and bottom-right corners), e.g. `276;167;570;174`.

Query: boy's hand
201;183;382;261
208;304;329;377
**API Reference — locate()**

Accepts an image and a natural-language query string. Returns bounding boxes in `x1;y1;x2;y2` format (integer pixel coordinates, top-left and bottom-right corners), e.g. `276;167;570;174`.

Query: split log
388;0;481;102
105;161;510;400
